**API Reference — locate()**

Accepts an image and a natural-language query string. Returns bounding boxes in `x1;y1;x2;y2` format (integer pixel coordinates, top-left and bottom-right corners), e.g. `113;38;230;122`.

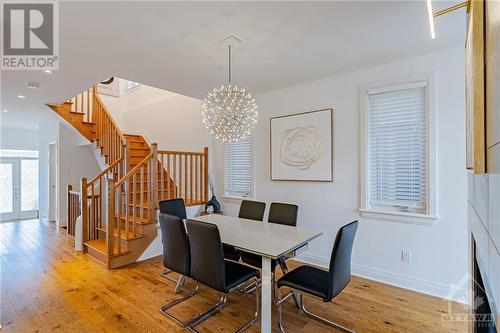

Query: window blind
368;82;428;213
225;137;252;197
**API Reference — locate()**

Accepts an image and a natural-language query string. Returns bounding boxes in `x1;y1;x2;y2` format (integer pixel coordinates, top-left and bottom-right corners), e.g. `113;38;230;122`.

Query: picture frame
270;108;334;181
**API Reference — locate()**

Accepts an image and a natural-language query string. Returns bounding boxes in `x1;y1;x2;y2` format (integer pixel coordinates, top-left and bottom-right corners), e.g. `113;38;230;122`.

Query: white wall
124;94;209;152
99;80;208;152
1;127;39;150
37;113;60;221
35;111;100;226
214;46;468;302
58;123;101;226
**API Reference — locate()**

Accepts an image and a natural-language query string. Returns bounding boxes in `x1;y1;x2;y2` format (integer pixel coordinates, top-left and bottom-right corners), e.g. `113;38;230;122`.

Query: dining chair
185;219;261;333
158;213;199;327
223;200;266;262
275;220;359;333
159;198;187;219
241;202;298;271
159;198;188;279
238;200;266;221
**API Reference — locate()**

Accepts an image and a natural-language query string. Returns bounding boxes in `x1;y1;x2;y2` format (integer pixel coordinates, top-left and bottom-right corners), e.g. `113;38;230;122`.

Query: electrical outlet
401;250;412;263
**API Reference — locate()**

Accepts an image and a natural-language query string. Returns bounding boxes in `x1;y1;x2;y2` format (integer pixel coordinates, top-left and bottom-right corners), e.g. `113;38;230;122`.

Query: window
224;137;252;198
360;78;437;224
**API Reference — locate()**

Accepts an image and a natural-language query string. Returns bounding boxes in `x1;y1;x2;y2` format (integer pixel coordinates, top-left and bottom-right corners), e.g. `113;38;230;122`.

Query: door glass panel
21;159;38;211
0;163;13;213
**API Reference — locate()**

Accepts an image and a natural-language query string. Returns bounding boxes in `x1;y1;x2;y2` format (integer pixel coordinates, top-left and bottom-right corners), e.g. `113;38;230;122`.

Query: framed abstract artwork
270;108;333;181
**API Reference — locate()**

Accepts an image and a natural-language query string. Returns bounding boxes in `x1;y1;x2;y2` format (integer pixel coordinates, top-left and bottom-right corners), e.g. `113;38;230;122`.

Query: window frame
359;73;438;225
223;135;254;200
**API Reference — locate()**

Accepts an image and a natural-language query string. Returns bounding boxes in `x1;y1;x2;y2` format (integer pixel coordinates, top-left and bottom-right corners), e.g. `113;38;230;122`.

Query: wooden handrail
107;145;158;257
114;152;153;188
94;91;126;143
157;150;206;156
88;157;123;185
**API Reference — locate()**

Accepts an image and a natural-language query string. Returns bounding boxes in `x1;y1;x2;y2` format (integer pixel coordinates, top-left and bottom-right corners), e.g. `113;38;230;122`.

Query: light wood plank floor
0;219;469;332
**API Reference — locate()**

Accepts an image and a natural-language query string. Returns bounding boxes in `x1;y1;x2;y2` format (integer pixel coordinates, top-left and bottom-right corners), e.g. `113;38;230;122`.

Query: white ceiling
1;1;466;129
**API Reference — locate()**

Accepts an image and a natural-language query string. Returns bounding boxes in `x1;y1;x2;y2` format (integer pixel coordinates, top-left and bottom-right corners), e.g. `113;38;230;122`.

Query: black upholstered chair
159;198;187;219
224;200;266;262
275;220;359;333
241;202;298;271
268;202;298;226
185;219;260;333
158;213;199;327
238;200;266;221
159;198;187;279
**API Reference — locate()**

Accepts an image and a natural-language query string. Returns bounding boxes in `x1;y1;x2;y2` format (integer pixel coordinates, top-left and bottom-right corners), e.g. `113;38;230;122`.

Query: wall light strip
427;0;436;39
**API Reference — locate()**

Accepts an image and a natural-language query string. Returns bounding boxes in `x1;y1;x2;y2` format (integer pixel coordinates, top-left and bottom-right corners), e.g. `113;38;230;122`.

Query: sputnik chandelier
201;36;258;143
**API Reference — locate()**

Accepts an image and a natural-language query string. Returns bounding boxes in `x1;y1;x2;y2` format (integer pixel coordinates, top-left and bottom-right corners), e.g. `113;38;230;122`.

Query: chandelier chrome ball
201;83;258;143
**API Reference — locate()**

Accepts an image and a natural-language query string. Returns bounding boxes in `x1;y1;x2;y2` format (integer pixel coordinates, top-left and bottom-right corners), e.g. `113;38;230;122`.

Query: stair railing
80;157;124;244
68;87;94;122
157;147;209;205
107;144;158;257
93;88;127;166
67;185;81;238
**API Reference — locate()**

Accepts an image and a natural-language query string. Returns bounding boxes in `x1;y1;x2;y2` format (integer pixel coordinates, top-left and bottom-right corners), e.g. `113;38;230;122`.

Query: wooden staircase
49;85;209;269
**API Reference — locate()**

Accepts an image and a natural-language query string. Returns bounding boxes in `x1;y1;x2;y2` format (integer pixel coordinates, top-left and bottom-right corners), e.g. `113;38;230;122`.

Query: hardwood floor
1;219;468;332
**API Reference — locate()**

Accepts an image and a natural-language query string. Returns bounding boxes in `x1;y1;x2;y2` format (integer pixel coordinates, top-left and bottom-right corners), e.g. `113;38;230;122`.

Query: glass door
0;157;39;222
0;158;20;221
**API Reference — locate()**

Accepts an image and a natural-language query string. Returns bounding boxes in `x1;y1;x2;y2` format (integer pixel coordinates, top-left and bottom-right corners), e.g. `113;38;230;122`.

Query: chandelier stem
228;45;232;84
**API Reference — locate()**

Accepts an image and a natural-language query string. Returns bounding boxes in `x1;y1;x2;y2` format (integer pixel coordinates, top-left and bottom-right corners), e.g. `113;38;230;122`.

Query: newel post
80;177;88;243
203;147;209;203
67;185;72;235
107;179;115;261
151;143;159;224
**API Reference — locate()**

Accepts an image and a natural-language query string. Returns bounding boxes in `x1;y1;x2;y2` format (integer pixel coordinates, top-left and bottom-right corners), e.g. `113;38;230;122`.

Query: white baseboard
295;251;468;304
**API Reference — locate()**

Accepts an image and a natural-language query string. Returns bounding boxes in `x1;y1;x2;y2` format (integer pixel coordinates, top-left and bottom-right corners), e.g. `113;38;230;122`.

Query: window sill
358;208;438;226
221;195;251;202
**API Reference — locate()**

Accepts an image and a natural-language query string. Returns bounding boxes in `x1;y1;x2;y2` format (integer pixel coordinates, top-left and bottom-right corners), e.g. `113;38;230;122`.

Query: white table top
190;214;323;260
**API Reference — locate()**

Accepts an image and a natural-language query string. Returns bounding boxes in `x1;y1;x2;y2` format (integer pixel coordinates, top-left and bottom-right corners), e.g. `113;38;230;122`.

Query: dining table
191;213;323;333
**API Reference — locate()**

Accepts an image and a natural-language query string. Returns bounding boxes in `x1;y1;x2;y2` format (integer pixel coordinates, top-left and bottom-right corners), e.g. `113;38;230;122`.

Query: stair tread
97;227;144;240
85;239;129;257
117;215;156;225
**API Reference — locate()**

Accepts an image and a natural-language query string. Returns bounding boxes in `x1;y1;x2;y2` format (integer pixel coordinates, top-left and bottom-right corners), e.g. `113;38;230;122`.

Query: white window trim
223;135;255;201
359;73;438;226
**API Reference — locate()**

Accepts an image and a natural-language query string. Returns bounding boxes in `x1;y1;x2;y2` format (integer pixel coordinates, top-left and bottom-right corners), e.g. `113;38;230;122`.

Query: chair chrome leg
185;295;227;332
276;290;294;333
159;284;200;327
174;275;185;294
161;270;186;294
235;277;260;333
276;290;356;333
278;260;301;308
242;279;259;294
186;277;260;333
301;301;356;333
